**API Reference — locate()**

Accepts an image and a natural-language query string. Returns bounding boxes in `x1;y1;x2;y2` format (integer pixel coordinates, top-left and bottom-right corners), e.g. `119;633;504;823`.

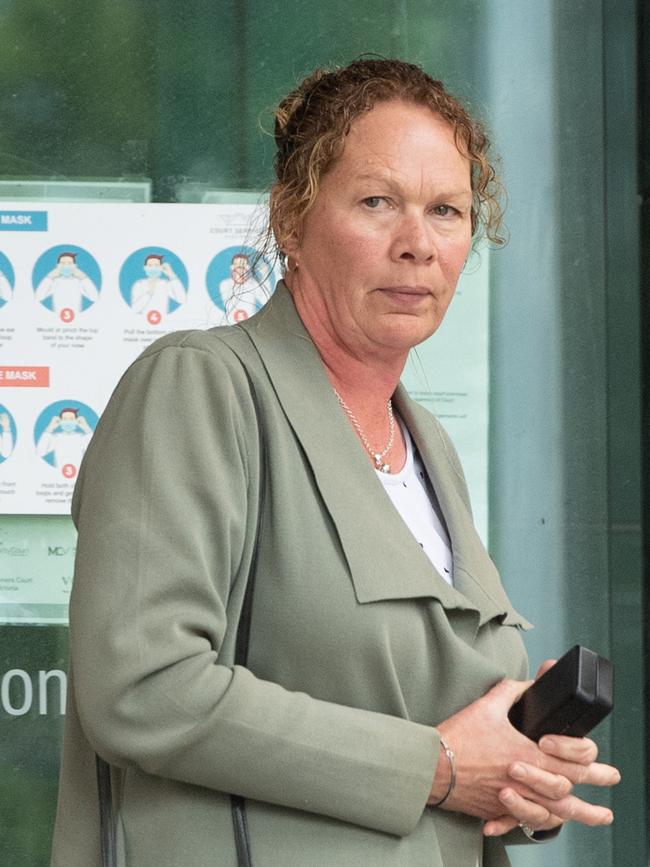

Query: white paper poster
0;201;278;516
401;255;490;543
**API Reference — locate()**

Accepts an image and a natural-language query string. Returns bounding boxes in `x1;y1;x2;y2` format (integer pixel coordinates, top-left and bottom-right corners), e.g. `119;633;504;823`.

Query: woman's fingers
538;736;621;787
490;786;606;834
505;759;615;825
508;762;572;799
482;772;615;836
539;735;598;764
484;676;534;711
498;788;552;827
560;760;620;787
483;809;564;838
534;658;557;680
482;815;520;837
529;791;613;826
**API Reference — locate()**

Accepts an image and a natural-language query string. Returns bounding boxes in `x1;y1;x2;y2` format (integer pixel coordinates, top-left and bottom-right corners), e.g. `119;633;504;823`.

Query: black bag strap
228;340;268;867
96;337;266;867
96;753;116;867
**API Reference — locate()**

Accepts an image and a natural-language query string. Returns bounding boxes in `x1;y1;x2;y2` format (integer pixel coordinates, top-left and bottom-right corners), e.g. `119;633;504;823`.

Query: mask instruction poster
0;200;488;623
0;200;277;518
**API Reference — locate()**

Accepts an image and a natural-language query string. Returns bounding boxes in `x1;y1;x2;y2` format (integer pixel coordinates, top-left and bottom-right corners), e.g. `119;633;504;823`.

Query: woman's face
288;99;473;362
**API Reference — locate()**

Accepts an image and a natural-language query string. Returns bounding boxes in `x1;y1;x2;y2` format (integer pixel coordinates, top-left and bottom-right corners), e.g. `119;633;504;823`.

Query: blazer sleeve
69;335;439;838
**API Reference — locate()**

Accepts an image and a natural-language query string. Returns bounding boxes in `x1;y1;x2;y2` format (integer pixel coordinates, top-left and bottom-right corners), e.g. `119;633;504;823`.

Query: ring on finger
518;823;542;842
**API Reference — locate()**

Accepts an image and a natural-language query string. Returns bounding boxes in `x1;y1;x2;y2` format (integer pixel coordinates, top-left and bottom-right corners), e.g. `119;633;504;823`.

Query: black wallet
508;645;613;741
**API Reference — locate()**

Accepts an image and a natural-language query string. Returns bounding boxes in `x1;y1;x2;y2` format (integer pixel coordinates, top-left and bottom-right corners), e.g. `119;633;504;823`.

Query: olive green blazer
51;283;533;867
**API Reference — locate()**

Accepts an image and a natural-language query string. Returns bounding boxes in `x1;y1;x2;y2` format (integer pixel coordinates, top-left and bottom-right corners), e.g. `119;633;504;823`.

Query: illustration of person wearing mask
130;254;186;323
0;410;14;461
34;252;99;321
36;408;93;476
0;269;12;309
218;252;270;324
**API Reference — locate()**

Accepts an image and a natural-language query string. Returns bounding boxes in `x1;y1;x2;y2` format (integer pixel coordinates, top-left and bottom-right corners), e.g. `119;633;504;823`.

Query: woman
51;59;619;867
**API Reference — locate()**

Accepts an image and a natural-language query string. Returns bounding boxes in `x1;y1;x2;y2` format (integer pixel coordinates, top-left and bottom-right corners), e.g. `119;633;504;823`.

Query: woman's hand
480;658;620;837
482;733;615;836
429;668;620;834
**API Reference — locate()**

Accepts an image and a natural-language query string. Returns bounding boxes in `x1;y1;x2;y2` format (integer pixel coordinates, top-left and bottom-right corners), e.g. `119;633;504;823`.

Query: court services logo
48;545;76;557
0;528;29;605
0;527;28;557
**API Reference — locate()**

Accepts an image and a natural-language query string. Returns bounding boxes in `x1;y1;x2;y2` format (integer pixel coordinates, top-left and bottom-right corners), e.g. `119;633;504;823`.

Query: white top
376;421;453;586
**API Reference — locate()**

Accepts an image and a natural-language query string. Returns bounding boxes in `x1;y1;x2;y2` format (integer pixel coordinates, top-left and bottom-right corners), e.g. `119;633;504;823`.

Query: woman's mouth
377;285;431;302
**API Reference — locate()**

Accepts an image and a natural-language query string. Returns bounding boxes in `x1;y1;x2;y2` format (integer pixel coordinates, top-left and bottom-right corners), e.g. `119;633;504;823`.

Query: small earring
286;256;298;272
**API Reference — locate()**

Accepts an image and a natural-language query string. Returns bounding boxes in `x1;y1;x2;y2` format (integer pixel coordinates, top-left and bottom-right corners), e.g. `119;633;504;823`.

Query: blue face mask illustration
59;420;78;432
145;266;162;279
60;265;74;277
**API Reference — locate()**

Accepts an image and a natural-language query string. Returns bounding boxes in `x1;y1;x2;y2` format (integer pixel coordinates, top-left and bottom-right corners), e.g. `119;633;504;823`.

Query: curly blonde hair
268;58;505;263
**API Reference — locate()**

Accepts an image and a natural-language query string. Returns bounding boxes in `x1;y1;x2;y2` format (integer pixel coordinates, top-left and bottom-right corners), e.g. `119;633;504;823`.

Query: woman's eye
432;204;457;217
362;197;385;209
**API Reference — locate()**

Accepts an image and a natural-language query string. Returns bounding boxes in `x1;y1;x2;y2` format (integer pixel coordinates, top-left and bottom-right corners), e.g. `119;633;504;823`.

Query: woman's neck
286;277;407;471
284;274;406;406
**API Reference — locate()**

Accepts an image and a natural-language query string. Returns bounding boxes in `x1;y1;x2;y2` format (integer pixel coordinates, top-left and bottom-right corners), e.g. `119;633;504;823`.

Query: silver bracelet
430;736;456;807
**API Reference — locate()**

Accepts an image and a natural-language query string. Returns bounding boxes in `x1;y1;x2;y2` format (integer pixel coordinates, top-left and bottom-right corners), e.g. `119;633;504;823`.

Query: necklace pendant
334;390;396;476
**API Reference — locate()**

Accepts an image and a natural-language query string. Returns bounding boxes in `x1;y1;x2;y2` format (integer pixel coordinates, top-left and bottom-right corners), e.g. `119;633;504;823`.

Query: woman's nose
390;215;437;264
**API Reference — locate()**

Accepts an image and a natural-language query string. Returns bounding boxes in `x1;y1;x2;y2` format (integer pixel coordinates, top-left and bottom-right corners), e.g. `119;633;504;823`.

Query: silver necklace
334;390;395;473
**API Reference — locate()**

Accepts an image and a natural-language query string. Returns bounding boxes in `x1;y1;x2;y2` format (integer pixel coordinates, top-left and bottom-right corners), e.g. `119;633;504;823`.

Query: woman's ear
280;231;301;270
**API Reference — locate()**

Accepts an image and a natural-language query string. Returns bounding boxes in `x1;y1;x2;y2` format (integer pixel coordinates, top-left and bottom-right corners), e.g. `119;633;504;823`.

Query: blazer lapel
396;387;532;629
243;283;528;629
